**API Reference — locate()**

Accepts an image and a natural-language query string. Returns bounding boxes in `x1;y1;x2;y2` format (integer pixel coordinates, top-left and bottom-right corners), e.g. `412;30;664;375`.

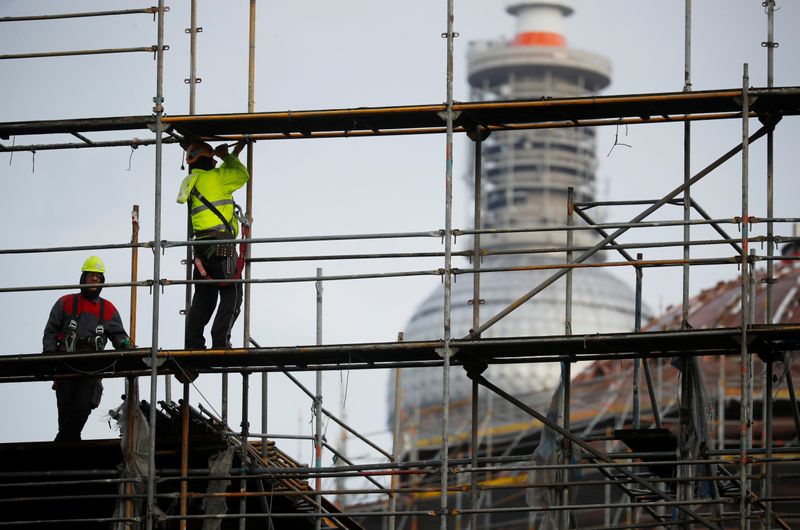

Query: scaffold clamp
434;346;457;359
141;355;166;368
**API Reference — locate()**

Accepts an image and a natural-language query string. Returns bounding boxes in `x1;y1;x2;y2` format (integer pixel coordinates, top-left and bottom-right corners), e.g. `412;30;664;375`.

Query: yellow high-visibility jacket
176;155;250;238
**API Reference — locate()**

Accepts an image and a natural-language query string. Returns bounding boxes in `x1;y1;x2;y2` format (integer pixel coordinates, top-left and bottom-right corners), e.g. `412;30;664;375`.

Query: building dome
399;254;647;411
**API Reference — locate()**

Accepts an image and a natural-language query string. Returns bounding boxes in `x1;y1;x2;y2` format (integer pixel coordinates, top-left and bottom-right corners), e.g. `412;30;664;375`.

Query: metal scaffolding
1;2;800;530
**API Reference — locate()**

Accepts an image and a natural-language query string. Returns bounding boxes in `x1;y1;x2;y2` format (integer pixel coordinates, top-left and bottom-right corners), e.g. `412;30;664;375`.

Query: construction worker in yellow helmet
177;139;249;350
42;256;133;442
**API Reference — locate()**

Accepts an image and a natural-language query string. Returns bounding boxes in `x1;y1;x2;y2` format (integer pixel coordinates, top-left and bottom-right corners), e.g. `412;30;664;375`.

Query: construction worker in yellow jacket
177;139;249;349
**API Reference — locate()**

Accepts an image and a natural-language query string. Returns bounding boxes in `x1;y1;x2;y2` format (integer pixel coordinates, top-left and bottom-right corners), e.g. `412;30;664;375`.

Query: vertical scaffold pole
188;0;198;115
242;0;263;461
179;382;190;530
565;188;574;337
763;3;776;527
145;2;166;529
390;363;402;530
130;205;140;348
441;0;456;528
338;373;350;508
677;4;693;524
470;129;483;530
764;0;775;321
182;0;196;414
739;63;752;530
240;372;250;530
315;268;323;530
180;0;201;410
682;0;692;330
126;205;140;529
561;187;574;529
633;253;643;429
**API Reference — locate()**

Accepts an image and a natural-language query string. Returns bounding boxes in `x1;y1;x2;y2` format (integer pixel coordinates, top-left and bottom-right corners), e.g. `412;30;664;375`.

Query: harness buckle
233;202;249;227
64;320;78;353
94;325;107;351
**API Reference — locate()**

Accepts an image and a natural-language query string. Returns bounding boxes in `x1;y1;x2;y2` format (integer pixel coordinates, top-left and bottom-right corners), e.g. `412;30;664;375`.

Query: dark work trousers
185;252;243;349
55;378;102;442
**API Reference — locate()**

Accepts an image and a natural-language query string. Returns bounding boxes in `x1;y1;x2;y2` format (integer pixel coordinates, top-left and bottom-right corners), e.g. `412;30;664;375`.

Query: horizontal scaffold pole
0;7;161;22
0;46;167;61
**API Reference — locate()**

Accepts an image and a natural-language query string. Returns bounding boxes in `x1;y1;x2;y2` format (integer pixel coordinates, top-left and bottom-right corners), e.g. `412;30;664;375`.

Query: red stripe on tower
512;31;566;47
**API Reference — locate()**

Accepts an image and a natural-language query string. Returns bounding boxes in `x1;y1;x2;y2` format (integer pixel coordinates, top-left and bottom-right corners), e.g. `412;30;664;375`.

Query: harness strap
70;293;80;319
190;198;234;216
64;295;107;352
94;299;107;350
190;188;234;235
234;224;250;279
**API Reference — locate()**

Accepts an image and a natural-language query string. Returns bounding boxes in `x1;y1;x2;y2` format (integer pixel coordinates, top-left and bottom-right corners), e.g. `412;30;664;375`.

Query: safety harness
190;188;249;281
61;294;107;353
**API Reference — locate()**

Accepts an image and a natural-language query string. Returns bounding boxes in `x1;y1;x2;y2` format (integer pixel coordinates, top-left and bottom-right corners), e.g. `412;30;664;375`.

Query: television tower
467;0;611;250
397;0;638;457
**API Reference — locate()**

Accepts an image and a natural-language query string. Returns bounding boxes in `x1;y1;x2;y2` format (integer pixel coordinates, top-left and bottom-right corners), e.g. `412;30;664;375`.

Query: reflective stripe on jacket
176;155;249;238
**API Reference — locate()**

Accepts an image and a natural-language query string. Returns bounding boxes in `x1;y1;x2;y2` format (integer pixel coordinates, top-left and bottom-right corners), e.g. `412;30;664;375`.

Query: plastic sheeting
111;382;152;530
201;446;236;530
525;370;580;529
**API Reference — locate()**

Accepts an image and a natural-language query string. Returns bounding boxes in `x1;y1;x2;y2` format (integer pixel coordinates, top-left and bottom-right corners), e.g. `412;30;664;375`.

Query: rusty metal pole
125;205;140;529
129;206;140;346
739;63;752;530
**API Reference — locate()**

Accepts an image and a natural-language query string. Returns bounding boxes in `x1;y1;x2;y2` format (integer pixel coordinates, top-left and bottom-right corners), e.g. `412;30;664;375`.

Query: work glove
214;143;230;159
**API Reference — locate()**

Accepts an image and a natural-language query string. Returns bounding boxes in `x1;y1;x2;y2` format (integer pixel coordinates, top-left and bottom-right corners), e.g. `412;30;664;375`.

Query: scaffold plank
1;88;798;141
1;325;798;382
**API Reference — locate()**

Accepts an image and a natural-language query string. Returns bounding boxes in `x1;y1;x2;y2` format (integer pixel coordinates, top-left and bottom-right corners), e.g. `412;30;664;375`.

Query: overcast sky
0;1;798;488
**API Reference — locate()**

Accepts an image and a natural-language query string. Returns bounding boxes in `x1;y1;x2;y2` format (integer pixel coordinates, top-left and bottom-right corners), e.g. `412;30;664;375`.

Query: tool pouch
216;244;236;279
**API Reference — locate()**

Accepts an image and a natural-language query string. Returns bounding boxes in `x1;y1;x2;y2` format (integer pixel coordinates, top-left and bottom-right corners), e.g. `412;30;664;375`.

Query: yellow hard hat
185;141;214;164
81;255;106;274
